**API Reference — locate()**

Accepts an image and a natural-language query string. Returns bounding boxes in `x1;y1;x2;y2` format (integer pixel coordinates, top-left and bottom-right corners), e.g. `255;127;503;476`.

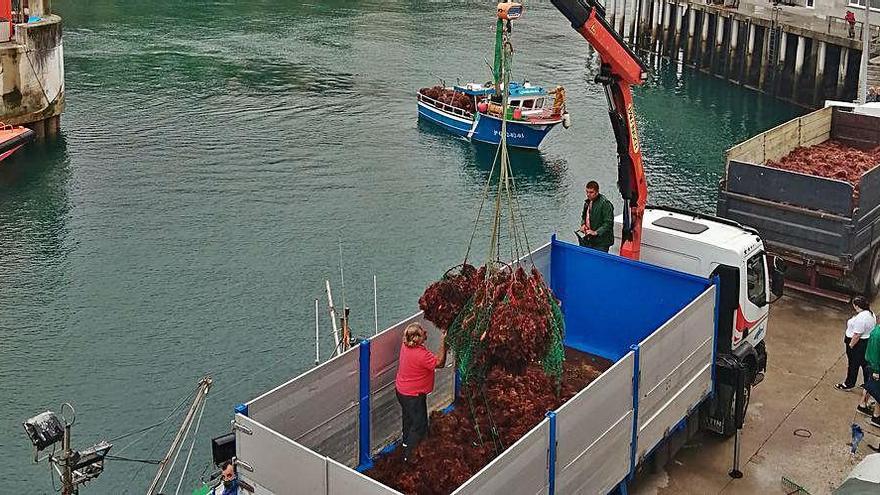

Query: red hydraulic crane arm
551;0;649;260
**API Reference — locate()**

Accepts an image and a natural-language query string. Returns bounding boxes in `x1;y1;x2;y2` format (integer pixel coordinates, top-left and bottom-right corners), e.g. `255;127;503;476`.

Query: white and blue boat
416;4;570;150
416;81;570;149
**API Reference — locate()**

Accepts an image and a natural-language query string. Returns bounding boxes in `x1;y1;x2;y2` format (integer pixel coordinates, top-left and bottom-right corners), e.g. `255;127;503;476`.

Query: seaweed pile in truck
364;264;609;494
766;140;880;202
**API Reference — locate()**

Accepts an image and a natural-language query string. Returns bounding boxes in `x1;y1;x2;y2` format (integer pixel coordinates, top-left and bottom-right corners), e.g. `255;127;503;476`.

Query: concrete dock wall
606;0;876;107
0;13;64;138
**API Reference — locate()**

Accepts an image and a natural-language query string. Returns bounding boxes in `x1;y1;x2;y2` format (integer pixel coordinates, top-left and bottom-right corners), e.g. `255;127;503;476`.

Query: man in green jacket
859;324;880;427
579;181;614;252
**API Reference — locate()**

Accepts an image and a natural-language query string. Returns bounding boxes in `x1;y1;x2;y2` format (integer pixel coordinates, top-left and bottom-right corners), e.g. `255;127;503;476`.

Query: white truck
209;224;782;495
614;206;782;436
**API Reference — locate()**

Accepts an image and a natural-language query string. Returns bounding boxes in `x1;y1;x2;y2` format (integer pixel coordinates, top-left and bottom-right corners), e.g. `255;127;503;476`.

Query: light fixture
23;411;64;451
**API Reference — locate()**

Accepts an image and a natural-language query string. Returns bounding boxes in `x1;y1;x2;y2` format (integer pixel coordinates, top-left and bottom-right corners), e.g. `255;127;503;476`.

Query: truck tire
866;246;880;298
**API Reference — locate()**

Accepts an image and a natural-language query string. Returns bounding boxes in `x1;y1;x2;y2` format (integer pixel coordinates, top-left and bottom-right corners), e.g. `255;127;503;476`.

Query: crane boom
551;0;649;260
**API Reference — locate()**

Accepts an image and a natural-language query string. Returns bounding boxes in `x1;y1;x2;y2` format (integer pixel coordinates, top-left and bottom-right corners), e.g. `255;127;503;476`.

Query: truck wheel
866;246;880;298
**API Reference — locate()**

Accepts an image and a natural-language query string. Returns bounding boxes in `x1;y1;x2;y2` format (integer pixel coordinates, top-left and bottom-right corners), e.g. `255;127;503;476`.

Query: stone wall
0;15;64;134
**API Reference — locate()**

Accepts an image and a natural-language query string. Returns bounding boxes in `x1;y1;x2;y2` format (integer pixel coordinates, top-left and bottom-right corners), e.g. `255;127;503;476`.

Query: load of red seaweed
766;140;880;186
366;350;608;495
418;86;477;114
364;262;574;494
419;263;565;384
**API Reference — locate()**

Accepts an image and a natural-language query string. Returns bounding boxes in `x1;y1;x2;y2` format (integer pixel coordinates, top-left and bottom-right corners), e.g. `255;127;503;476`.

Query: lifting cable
460;22;538;450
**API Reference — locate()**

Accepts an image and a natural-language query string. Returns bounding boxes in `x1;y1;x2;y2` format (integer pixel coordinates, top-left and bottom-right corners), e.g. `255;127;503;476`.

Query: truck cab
613;206;780;434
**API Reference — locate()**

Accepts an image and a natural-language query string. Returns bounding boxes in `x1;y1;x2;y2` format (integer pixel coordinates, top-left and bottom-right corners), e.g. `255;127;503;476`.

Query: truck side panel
236;414;330;495
854;167;880;263
718;190;853;266
636;287;716;462
556;352;634;494
725;161;854;216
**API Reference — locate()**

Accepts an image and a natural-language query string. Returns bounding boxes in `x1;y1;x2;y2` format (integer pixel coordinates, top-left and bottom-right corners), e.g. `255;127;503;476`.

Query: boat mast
145;376;212;495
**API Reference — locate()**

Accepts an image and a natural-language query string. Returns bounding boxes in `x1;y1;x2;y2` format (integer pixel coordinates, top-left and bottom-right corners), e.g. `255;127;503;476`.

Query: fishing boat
417;81;570;149
0;123;34;161
416;3;570;150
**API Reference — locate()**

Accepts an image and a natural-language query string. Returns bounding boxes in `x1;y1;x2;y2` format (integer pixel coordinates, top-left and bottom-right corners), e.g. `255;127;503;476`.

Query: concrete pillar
46;115;59;137
700;11;710;67
661;1;671;53
778;31;787;66
792;36;806;100
674;3;684;58
759;26;770;89
837;46;850;99
688;7;696;37
29;119;45;140
813;41;826;105
629;0;639;44
610;0;617;32
685;7;695;64
745;22;756;85
711;15;723;73
651;0;660;47
637;0;649;48
728;19;739;80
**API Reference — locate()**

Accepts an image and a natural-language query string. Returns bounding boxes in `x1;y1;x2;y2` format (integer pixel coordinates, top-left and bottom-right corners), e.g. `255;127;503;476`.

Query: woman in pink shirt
395;322;448;461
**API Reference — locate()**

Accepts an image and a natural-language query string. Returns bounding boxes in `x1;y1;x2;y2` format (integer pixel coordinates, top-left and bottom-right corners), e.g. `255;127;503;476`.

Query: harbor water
0;1;801;492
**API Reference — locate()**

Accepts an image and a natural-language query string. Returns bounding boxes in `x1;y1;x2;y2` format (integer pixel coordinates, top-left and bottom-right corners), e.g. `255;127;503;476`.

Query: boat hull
417;102;558;150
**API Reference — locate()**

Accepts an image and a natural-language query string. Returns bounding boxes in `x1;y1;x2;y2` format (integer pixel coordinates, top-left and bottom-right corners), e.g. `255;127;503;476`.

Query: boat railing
416;93;474;119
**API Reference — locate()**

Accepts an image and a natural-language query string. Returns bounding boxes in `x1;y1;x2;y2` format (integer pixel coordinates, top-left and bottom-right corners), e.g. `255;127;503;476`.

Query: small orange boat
0;123;34;162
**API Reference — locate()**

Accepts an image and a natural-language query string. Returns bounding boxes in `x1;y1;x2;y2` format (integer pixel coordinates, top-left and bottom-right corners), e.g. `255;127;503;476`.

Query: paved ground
632;293;879;495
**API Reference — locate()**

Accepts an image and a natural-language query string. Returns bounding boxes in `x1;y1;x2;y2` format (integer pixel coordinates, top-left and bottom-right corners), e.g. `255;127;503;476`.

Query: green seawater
0;1;802;492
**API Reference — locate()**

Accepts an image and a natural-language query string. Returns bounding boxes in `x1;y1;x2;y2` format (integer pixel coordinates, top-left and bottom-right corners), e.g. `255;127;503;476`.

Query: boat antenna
338;236;347;311
430;72;446;87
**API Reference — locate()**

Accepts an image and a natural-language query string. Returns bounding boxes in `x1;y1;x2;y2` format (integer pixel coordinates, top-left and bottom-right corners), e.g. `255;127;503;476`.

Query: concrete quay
601;0;879;107
632;293;879;495
0;1;64;139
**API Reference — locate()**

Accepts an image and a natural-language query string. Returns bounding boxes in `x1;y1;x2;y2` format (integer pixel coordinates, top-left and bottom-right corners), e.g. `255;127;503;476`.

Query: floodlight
23;411;64;451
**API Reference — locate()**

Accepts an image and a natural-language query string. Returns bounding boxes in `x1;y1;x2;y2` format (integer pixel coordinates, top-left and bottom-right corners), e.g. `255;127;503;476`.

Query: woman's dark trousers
844;337;869;388
396;390;428;459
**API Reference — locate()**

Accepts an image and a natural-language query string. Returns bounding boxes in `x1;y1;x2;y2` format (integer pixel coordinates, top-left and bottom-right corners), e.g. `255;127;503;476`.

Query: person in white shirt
837;296;876;390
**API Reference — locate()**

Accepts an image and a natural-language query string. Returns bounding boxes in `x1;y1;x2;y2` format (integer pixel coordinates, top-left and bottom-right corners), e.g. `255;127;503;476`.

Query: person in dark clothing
219;461;238;495
578;181;614;252
836;296;875;390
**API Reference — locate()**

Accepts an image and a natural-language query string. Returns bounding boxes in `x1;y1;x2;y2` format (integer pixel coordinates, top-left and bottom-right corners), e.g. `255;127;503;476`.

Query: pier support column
674;3;684;58
46;115;59;137
728;19;739;81
745;22;756;85
700;11;710;68
778;31;787;66
837;47;850;99
637;0;649;48
759;26;770;89
792;35;805;100
714;15;724;73
813;41;826;105
651;0;660;51
687;7;696;63
775;31;788;94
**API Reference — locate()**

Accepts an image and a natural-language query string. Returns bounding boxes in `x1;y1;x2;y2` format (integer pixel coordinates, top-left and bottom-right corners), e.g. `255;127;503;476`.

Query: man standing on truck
579;181;614;252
